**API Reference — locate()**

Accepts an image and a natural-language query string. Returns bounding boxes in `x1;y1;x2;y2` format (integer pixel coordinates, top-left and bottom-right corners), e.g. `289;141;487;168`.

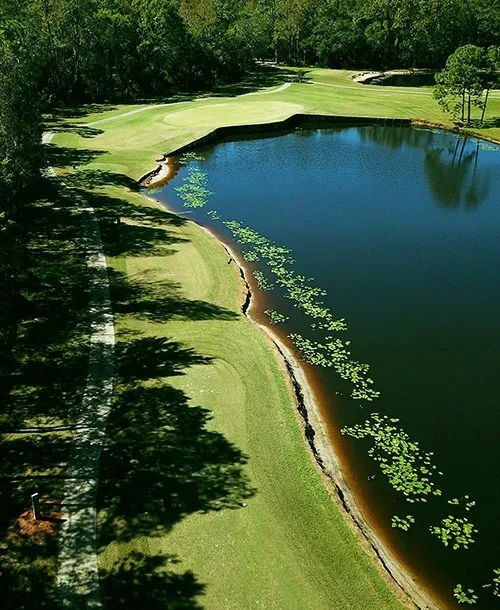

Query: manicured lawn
52;68;500;183
87;186;403;609
45;67;500;608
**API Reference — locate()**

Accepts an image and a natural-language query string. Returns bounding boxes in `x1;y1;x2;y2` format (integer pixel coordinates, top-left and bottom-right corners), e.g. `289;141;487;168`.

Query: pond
153;125;500;609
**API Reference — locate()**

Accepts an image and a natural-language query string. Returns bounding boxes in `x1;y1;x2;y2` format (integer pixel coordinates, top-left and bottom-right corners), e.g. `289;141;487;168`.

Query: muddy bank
140;156;180;188
225;244;440;610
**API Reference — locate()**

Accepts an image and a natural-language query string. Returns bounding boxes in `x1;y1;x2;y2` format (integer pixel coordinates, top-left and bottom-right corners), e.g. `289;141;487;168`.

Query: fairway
44;67;500;609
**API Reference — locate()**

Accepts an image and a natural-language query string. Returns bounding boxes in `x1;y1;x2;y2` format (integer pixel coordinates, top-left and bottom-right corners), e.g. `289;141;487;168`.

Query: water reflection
358;125;436;150
359;126;491;209
424;139;490;210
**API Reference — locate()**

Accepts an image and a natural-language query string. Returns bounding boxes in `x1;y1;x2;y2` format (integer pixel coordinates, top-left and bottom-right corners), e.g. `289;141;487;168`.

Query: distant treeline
2;0;500;109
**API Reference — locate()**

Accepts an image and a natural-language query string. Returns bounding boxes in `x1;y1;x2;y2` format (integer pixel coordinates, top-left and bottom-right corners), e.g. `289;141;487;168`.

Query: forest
1;0;500;400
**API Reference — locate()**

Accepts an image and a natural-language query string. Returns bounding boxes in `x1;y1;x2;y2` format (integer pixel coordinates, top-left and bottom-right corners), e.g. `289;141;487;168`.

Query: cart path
43;132;114;609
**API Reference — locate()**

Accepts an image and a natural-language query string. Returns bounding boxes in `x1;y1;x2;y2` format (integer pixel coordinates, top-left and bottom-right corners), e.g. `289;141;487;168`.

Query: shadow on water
1;171;251;608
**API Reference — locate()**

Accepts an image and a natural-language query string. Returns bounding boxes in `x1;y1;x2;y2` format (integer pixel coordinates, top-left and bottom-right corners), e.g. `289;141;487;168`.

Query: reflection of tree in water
358;126;491;210
424;138;490;210
358;125;436;150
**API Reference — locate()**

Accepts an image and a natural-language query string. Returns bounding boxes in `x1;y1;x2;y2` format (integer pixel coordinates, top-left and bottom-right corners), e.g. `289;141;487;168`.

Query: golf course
5;66;500;609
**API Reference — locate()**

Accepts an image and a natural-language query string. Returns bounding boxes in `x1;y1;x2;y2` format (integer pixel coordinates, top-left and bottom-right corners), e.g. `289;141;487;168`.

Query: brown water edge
143;192;445;610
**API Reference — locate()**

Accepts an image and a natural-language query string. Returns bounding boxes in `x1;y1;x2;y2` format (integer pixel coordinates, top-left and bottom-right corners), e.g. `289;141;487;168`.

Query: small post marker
31;493;41;520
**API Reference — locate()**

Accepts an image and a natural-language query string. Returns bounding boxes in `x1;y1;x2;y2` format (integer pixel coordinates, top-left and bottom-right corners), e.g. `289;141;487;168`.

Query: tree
433;44;486;124
480;45;500;124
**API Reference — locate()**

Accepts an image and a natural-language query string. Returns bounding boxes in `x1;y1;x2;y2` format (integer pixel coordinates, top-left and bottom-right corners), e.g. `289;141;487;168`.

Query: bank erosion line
43;133;115;609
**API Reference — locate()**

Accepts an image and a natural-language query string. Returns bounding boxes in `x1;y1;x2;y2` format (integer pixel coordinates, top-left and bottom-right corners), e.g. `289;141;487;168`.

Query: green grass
89;187;403;609
42;67;500;609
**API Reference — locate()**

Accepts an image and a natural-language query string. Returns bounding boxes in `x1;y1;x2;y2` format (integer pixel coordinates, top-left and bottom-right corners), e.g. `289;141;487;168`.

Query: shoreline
138;116;500;189
144;192;440;610
214;233;440;610
141;156;179;189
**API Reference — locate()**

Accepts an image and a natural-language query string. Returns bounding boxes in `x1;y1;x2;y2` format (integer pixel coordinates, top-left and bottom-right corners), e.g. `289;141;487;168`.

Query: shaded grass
0;179;91;608
82;183;404;609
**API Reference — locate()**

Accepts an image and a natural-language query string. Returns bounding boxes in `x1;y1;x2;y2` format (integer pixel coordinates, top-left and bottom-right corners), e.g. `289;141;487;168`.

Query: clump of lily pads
493;569;500;598
207;209;220;220
453;584;478;604
391;515;415;531
430;515;478;550
264;309;288;325
175;155;212;208
221;219;381;402
253;270;274;291
482;568;500;598
289;333;380;400
341;414;442;501
243;249;260;262
447;495;476;511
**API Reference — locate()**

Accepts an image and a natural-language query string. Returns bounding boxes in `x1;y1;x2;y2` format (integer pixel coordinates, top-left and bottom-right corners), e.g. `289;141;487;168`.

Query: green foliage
492;568;500;597
242;249;260;262
391;515;415;531
433;45;486;124
264;309;288;325
342;414;442;501
294;68;309;82
0;30;44;395
453;584;478;604
253;270;274;291
207;209;220;220
447;496;476;511
482;568;500;598
222;219;380;401
430;516;478;550
175;157;212;208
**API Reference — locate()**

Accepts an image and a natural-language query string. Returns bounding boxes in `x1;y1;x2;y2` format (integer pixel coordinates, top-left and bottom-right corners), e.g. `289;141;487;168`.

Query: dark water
372;73;436;87
155;126;500;609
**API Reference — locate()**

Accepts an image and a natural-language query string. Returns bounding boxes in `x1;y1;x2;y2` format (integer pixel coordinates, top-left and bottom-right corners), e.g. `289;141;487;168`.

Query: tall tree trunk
480;87;490;125
461;89;465;122
467;91;471;125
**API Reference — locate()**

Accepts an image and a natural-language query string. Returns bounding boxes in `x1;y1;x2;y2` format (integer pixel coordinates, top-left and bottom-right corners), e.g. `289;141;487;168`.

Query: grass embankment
41;67;500;609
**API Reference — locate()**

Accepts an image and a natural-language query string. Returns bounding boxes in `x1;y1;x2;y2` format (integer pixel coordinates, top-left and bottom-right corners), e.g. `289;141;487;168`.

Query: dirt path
43;132;115;609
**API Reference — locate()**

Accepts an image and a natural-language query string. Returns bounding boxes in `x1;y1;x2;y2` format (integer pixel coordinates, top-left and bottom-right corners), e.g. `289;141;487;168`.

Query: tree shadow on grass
116;337;212;381
3;170;247;608
109;268;237;323
0;430;72;609
45;143;106;170
462;117;500;130
65;169;140;192
2;180;91;429
101;551;204;610
204;64;291;98
99;369;254;546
